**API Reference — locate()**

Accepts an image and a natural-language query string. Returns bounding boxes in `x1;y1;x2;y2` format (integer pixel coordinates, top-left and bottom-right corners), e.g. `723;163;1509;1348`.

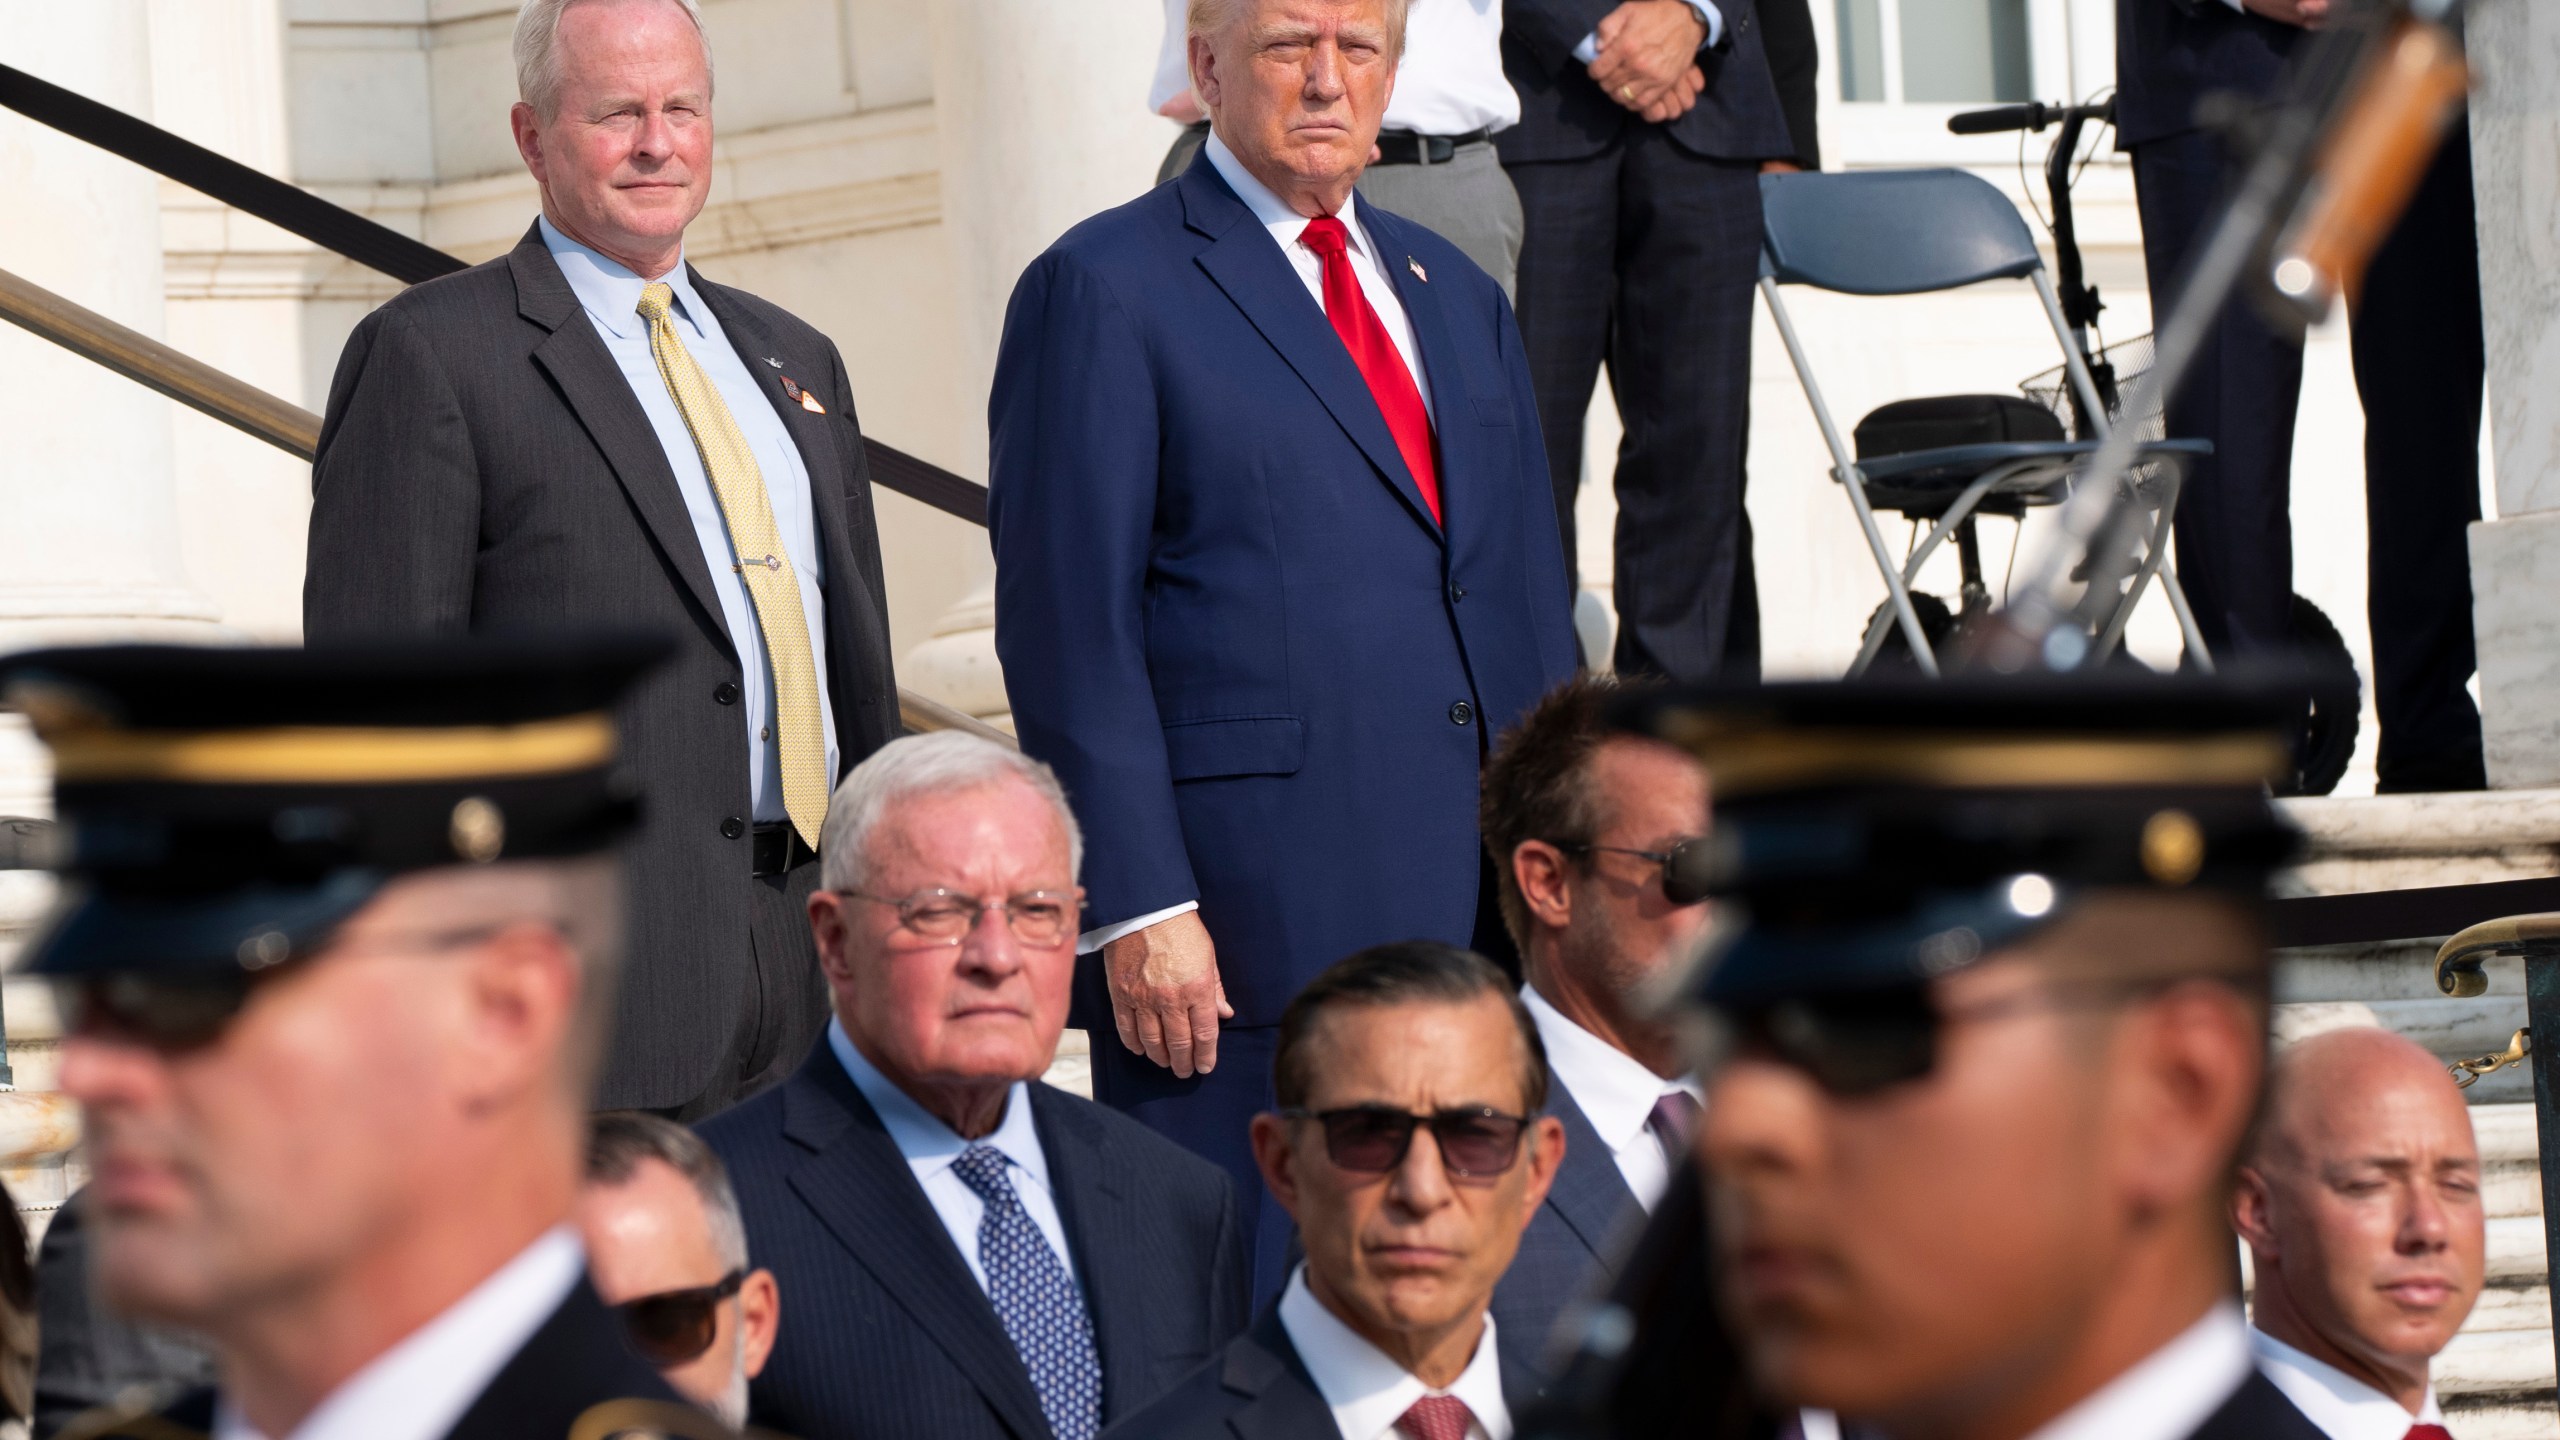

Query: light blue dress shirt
826;1017;1083;1294
541;217;840;826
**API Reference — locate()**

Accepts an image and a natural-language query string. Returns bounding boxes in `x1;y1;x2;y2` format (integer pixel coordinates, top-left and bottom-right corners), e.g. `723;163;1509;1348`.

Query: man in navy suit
1499;0;1797;680
1475;677;1710;1385
1104;942;1560;1440
989;0;1580;1296
700;733;1250;1439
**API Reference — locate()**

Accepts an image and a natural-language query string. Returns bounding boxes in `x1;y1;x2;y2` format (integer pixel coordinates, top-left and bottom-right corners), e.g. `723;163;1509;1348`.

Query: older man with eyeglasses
1108;941;1563;1440
698;732;1248;1440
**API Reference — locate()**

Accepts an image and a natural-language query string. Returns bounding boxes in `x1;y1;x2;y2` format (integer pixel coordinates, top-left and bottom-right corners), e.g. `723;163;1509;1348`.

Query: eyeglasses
55;924;508;1052
837;888;1081;947
1554;837;1712;906
617;1269;746;1368
1281;1105;1532;1180
1718;976;2209;1098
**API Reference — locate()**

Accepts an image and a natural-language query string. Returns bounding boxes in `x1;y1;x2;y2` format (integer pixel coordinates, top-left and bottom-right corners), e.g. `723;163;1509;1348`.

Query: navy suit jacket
1099;1303;1538;1440
988;156;1579;1025
699;1044;1251;1438
1498;0;1795;165
2115;0;2301;148
1489;1082;1646;1387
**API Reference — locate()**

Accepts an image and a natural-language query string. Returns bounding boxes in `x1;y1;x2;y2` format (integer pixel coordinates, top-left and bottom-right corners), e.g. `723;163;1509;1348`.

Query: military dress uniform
0;638;748;1440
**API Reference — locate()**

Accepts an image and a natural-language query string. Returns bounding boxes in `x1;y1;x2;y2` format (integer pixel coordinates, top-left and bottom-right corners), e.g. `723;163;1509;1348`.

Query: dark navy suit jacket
2115;0;2301;147
1098;1303;1538;1440
1489;1083;1646;1387
988;156;1579;1026
1498;0;1795;164
699;1044;1251;1438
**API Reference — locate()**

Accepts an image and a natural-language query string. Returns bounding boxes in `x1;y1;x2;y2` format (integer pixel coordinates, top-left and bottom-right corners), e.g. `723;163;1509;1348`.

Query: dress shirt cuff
2218;0;2246;10
1572;1;1723;65
1078;901;1200;955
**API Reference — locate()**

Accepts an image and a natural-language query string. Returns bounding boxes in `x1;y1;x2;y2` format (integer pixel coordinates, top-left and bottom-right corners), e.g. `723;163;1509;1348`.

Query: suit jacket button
713;682;740;706
1449;700;1474;726
1449;583;1468;602
721;816;746;839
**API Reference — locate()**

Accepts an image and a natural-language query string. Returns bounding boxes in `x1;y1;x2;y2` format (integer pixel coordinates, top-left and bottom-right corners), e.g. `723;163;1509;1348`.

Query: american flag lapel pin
1407;256;1428;283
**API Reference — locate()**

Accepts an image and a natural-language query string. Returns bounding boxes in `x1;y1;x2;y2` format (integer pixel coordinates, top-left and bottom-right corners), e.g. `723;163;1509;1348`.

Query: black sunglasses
56;924;510;1052
1722;977;2198;1098
1554;837;1714;906
618;1269;747;1368
1282;1105;1532;1180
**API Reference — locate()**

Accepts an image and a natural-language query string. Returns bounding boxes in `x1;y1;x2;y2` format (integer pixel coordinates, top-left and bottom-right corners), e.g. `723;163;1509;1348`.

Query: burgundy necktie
2403;1426;2453;1440
1393;1394;1477;1440
1299;215;1441;523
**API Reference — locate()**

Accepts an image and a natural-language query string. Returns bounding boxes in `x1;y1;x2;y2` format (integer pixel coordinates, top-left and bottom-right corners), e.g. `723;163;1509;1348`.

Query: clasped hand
1588;0;1709;124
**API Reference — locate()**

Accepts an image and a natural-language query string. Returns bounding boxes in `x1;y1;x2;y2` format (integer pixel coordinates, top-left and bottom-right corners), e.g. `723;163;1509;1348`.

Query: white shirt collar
2250;1326;2442;1438
538;213;703;342
2023;1304;2255;1440
827;1016;1053;1196
213;1227;586;1440
1522;986;1700;1154
1202;129;1373;260
1277;1265;1512;1440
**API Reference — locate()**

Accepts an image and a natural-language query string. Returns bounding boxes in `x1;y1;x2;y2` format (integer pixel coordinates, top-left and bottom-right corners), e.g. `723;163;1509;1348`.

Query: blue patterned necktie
951;1144;1103;1440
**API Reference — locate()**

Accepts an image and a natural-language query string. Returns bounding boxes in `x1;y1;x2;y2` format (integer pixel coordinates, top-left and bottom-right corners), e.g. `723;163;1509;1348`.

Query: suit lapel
1181;165;1443;540
1370;205;1484;553
510;226;733;646
1031;1088;1150;1422
1220;1307;1341;1440
779;1056;1054;1440
1541;1084;1647;1263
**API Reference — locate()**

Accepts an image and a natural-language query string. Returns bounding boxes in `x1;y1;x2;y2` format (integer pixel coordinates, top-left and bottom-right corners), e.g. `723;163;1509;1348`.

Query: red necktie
2404;1427;2453;1440
1299;215;1441;523
1393;1394;1476;1440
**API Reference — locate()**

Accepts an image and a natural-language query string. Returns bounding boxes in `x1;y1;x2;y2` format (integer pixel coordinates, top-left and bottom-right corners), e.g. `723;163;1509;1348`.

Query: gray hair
1186;0;1410;55
585;1112;749;1271
819;732;1084;895
515;0;715;120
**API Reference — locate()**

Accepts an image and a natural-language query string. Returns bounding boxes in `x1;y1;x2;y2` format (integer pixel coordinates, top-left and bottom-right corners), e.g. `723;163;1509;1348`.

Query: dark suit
699;1043;1251;1438
988;154;1579;1290
35;1189;215;1440
1099;1304;1537;1440
2192;1372;2328;1440
304;222;901;1115
1500;0;1798;680
60;1278;707;1440
1489;1085;1645;1386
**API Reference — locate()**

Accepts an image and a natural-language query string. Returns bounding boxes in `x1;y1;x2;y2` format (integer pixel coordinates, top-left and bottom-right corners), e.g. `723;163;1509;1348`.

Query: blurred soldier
2235;1027;2483;1439
580;1115;780;1430
1478;677;1711;1380
4;637;733;1440
1622;673;2328;1440
1107;941;1562;1439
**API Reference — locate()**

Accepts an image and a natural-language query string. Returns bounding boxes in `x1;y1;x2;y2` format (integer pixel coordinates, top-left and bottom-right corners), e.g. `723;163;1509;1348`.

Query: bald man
2234;1027;2485;1440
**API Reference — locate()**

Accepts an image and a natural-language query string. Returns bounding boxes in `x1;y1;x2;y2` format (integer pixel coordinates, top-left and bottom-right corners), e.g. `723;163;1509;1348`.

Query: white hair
514;0;714;120
819;732;1085;895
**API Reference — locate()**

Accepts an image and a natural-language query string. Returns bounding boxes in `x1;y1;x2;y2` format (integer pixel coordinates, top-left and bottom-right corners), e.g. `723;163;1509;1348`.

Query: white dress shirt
2251;1327;2445;1440
212;1228;585;1440
1150;0;1519;134
1524;986;1702;1212
828;1018;1082;1293
541;216;840;827
1075;129;1441;958
1278;1266;1512;1440
2024;1304;2255;1440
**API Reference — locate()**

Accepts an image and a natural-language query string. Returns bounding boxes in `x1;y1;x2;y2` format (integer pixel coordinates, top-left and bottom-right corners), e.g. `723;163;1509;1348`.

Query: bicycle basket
2020;332;2161;442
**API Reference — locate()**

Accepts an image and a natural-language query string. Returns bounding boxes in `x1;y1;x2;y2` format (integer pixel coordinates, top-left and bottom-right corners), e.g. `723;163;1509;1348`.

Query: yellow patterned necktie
637;282;829;849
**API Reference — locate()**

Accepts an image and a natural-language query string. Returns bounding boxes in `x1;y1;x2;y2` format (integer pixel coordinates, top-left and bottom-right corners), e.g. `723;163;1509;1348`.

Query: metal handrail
0;264;1009;745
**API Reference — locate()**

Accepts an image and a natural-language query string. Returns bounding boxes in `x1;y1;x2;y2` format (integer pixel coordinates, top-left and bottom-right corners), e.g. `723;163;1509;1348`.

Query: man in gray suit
1476;676;1710;1383
305;0;899;1118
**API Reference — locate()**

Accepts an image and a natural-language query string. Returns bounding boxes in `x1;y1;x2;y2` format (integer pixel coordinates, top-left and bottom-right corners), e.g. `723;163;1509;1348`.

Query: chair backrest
1760;169;2043;296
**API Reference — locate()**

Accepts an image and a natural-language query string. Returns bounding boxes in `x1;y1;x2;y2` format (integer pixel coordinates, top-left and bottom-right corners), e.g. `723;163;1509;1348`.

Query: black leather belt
750;822;817;878
1371;128;1494;166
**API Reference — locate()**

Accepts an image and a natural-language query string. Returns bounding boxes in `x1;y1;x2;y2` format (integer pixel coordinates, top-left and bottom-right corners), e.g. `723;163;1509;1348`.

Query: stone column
2467;0;2560;785
911;0;1175;722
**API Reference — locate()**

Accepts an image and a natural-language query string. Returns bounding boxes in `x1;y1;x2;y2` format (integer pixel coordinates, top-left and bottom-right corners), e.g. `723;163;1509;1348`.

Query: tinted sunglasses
1282;1105;1531;1180
618;1269;747;1368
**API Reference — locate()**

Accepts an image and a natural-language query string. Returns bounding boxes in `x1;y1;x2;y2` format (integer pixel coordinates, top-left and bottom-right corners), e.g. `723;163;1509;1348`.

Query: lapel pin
1407;256;1428;283
762;356;783;368
779;375;827;415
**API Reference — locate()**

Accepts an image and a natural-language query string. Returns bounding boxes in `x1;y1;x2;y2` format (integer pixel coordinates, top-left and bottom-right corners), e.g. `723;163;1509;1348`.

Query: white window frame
1812;0;2118;167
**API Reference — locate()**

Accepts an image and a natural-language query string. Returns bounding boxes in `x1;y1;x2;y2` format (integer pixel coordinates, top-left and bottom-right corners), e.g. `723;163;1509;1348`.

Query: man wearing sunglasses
1615;673;2332;1440
1109;941;1561;1440
581;1114;780;1430
1476;677;1711;1383
5;637;737;1440
700;732;1248;1440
